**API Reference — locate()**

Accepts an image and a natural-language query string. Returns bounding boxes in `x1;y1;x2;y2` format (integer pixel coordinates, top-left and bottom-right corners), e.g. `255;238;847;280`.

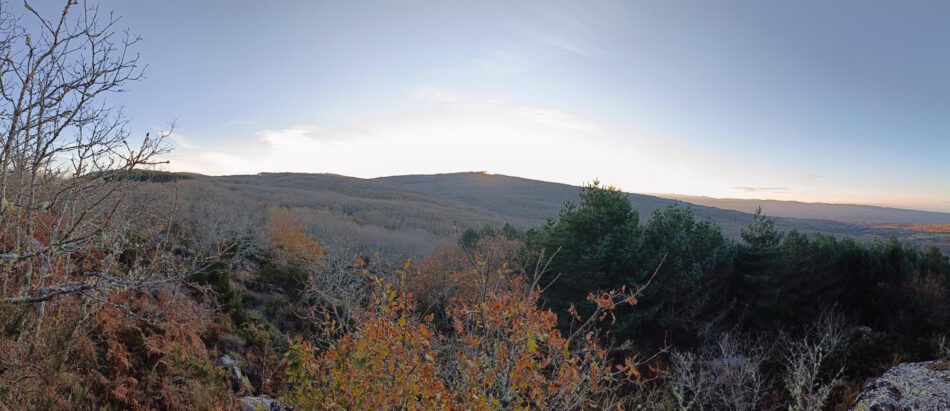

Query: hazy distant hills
653;194;950;225
187;172;948;255
376;172;870;238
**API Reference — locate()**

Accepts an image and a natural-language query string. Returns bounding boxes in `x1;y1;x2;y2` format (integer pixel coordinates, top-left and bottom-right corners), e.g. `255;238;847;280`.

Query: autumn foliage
93;288;228;409
444;276;620;409
284;279;449;409
0;285;230;409
283;245;644;410
266;208;326;271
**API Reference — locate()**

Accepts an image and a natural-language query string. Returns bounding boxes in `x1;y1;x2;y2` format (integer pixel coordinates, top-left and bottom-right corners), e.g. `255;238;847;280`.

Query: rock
852;361;950;410
220;355;253;392
220;355;242;380
240;395;288;411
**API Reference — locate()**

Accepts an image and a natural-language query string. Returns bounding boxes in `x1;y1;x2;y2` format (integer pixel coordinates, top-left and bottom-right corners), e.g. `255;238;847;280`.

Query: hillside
652;194;950;225
188;173;515;257
377;172;871;239
184;172;949;255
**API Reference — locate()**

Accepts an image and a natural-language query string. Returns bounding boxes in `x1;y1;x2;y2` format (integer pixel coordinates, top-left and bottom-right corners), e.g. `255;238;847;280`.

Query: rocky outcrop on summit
852;361;950;410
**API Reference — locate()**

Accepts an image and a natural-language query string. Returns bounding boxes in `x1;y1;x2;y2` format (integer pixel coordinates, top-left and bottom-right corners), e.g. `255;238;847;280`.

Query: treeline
449;182;950;407
524;183;950;374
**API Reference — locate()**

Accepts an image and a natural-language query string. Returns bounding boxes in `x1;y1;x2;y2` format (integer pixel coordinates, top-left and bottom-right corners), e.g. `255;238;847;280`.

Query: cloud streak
412;86;601;133
434;4;616;78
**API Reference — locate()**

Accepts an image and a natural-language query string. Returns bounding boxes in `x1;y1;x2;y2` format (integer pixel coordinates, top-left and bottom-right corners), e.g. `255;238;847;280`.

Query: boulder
220;355;242;380
240;395;288;411
220;355;253;392
852;361;950;410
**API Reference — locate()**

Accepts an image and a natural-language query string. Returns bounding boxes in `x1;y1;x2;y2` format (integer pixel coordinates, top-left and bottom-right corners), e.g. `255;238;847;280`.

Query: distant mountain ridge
651;194;950;225
374;172;948;252
374;172;869;235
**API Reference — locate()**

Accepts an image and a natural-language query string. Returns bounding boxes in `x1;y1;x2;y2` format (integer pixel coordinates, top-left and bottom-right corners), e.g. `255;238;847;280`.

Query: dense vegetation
526;183;950;377
1;2;948;409
7;172;948;408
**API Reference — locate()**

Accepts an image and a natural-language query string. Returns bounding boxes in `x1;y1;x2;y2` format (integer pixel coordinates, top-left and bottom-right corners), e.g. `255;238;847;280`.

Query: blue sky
79;1;950;211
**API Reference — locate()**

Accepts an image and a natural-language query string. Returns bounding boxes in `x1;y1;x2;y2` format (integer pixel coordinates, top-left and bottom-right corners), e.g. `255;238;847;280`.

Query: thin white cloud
167;133;199;150
200;152;250;173
163;132;260;175
412;86;600;133
165;90;731;199
511;104;601;133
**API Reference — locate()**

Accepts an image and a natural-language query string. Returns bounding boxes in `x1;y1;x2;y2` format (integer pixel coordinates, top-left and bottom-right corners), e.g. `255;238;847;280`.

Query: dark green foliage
527;192;735;344
526;181;642;328
460;223;523;249
460;227;480;249
258;262;309;297
527;183;950;383
741;207;785;250
637;206;732;340
501;222;522;239
727;207;786;323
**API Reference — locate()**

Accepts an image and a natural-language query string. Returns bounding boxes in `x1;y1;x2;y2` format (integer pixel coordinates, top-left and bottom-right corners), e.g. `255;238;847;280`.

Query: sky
60;1;950;211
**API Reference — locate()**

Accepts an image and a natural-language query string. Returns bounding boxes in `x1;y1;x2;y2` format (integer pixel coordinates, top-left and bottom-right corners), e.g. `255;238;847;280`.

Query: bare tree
300;248;375;341
782;310;849;411
0;0;186;333
669;332;770;410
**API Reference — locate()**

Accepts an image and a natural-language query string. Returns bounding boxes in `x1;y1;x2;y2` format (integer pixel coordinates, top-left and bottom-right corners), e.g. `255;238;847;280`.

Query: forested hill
376;172;950;252
190;172;948;255
653;194;950;225
375;172;860;238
